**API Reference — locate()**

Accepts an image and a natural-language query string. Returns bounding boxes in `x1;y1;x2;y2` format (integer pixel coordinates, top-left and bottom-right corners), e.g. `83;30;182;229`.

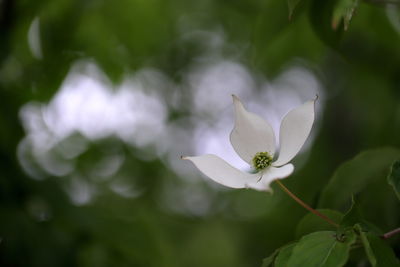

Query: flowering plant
184;95;315;191
184;95;400;267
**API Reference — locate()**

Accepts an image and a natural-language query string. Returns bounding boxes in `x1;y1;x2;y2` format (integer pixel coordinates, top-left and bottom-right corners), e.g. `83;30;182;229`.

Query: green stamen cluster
252;152;272;171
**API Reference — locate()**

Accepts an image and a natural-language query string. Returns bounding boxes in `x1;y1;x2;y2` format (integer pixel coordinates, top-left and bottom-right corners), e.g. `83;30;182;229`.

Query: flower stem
275;180;339;228
382;227;400;239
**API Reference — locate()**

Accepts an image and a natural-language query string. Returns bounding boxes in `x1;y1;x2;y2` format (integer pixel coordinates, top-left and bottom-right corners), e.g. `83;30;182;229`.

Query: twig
275;180;339;228
382;227;400;239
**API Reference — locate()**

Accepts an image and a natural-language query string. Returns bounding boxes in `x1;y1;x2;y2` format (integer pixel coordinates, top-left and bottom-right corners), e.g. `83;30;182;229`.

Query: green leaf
287;0;302;19
355;224;375;265
261;243;296;267
261;249;279;267
318;147;400;209
356;224;400;267
287;231;356;267
274;243;296;267
296;209;343;238
387;160;400;201
339;198;382;242
339;197;362;229
309;0;343;47
332;0;359;31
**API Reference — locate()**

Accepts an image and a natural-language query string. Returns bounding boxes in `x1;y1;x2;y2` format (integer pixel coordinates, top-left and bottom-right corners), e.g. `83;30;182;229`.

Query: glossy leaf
287;231;356;267
261;243;296;267
356;224;400;267
274;243;296;267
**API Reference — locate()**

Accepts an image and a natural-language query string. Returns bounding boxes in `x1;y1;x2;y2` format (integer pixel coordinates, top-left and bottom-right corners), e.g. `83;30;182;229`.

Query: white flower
183;95;316;192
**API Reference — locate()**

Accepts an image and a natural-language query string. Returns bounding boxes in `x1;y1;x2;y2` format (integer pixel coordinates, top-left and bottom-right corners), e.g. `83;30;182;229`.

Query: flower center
252;152;272;171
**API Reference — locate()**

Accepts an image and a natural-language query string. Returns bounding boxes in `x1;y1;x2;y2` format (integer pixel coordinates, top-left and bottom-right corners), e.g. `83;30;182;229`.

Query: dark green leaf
355;224;375;265
339;199;383;245
340;197;362;229
287;231;356;267
387;160;400;201
332;0;359;31
356;224;400;267
318;147;400;209
296;209;343;238
274;243;296;267
309;0;343;47
261;243;296;267
261;249;279;267
288;0;302;19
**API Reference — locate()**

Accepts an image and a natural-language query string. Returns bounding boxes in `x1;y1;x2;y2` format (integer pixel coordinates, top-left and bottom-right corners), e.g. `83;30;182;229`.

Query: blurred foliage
318;147;400;228
1;0;400;266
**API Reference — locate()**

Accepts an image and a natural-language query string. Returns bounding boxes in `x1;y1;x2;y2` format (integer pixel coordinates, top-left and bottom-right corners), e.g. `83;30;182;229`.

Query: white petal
230;95;276;164
183;154;261;189
273;99;316;167
248;164;294;191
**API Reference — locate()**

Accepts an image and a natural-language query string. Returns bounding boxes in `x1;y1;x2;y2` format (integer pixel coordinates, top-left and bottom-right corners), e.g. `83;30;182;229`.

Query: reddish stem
382;227;400;239
275;180;339;228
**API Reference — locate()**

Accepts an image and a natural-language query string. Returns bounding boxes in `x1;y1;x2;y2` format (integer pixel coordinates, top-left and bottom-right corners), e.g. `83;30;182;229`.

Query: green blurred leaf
288;0;302;19
309;0;343;47
274;243;296;267
387;160;400;201
296;209;343;238
261;250;278;267
261;248;282;267
261;243;295;267
287;231;356;267
338;198;382;241
356;224;400;267
318;147;400;209
332;0;359;31
355;224;375;265
339;197;362;229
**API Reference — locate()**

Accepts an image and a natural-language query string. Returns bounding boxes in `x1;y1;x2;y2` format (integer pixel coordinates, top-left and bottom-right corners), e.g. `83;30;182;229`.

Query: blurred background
1;0;400;266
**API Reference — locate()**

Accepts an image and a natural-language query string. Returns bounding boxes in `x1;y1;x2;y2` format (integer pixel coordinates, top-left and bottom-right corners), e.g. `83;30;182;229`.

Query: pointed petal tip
310;94;318;109
231;94;245;112
274;96;316;166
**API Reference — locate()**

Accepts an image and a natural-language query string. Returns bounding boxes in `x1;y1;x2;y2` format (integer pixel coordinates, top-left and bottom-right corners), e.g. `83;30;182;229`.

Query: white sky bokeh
19;29;323;211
